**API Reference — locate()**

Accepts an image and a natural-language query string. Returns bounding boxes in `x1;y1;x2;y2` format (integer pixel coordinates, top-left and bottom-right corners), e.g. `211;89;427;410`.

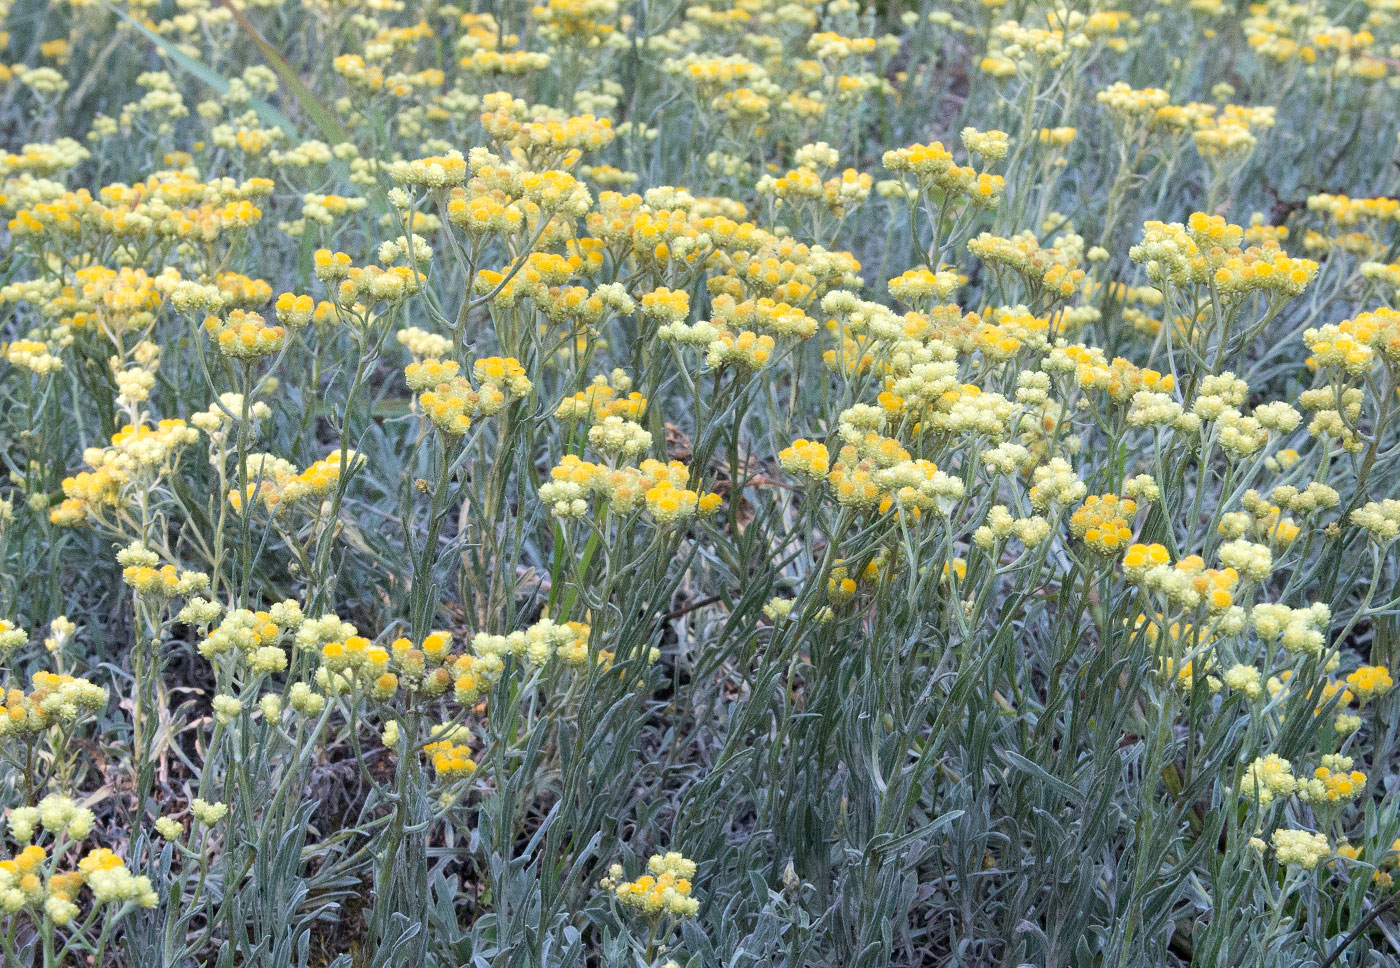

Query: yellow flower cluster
601;852;700;918
1069;495;1137;556
887;265;966;307
203;310;287;360
50;417;201;524
0;836;153;921
541;455;721;525
778;439;830;479
423;722;478;779
1298;754;1367;804
1345;665;1394;702
0;672;107;737
1242;753;1295;805
314;629;456;700
1306;307;1400;374
227;451;358;515
556;374;646;423
970;231;1086;302
1272;829;1331;869
410;355;532;436
1130;212;1317;300
882;142;1004;207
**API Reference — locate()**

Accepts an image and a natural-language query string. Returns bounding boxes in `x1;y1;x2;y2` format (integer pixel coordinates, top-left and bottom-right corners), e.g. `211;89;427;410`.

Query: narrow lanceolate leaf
105;0;373;213
210;0;353;148
99;2;301;139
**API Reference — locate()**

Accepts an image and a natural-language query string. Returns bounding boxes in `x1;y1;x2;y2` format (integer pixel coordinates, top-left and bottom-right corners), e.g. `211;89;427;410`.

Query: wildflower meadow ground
0;0;1399;964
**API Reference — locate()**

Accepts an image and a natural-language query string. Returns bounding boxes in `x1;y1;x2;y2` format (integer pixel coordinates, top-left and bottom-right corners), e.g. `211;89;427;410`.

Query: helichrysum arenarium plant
0;0;1398;964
